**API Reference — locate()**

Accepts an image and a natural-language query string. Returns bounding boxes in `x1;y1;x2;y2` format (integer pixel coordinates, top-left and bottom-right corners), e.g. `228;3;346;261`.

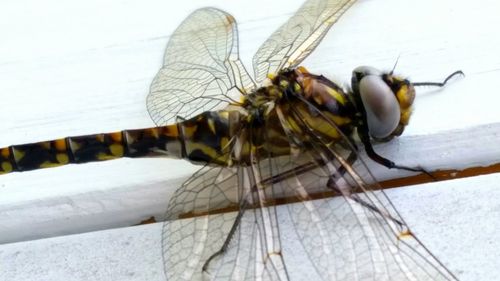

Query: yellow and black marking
292;67;355;140
179;110;241;166
0;111;247;174
1;139;72;173
0;126;181;174
381;74;416;138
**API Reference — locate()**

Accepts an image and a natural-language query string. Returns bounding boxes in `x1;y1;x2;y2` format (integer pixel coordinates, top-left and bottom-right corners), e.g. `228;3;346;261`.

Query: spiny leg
202;199;249;273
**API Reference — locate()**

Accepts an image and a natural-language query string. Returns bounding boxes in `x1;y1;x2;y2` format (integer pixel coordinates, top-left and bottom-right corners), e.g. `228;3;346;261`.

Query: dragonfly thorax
175;66;417;167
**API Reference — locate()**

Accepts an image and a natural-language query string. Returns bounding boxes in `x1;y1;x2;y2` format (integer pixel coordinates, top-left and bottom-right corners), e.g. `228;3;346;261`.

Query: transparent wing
202;164;289;281
162;102;456;280
162;157;289;280
267;100;458;280
148;8;255;126
162;164;240;281
253;0;357;83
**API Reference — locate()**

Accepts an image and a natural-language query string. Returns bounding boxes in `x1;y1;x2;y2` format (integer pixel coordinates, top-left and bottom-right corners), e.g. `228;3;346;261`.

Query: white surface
1;173;499;281
387;174;500;281
0;0;499;279
0;223;166;281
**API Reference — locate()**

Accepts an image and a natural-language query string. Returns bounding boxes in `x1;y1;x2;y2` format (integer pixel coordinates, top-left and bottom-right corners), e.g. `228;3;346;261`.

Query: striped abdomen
0;110;244;174
0;126;181;174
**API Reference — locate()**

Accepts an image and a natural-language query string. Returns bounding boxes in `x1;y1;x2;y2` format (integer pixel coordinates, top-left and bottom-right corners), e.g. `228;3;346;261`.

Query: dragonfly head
351;66;415;141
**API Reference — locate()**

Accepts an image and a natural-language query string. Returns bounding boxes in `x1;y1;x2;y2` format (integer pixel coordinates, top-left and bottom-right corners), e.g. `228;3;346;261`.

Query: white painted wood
1;173;499;281
0;0;499;279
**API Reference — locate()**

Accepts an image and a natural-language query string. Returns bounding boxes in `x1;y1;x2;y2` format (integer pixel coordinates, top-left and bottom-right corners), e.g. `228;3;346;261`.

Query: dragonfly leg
203;172;288;279
361;138;434;178
327;174;404;226
328;151;357;182
327;151;404;226
202;200;249;274
260;161;319;187
355;118;434;177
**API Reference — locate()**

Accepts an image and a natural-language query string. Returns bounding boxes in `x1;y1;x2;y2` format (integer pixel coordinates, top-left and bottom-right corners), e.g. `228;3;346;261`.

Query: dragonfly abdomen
0;126;182;174
178;110;241;166
0;110;245;174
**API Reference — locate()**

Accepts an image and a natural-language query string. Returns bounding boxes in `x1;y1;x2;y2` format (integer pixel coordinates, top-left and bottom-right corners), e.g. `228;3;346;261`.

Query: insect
0;0;463;280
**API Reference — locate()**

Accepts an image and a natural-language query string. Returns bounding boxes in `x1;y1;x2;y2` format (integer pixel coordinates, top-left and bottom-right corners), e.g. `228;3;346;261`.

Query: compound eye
352;66;383;94
359;75;400;139
353;66;382;77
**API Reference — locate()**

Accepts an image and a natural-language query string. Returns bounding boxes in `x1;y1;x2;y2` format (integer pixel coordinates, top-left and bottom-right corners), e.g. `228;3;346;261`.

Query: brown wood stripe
139;163;500;223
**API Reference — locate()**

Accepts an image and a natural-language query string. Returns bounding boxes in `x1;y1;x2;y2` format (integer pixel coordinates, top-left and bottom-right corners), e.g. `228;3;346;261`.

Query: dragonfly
0;0;463;280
